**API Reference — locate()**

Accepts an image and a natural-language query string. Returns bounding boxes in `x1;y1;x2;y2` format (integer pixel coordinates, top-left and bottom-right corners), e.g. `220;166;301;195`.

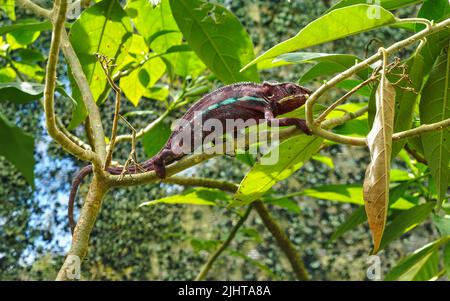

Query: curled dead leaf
363;70;396;253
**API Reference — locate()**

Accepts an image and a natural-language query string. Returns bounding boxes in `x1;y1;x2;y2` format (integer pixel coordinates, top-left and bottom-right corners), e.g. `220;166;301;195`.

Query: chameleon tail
68;159;156;234
68;164;93;234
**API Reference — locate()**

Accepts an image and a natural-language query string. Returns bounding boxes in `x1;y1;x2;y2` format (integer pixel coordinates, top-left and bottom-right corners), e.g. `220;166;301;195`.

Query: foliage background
0;0;444;280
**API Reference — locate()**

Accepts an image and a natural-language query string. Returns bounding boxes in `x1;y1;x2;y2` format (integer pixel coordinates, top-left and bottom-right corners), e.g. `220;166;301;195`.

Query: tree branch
43;0;97;163
17;0;108;164
392;118;450;141
114;109;171;144
60;29;107;163
253;200;309;281
305;18;450;146
163;176;309;280
16;0;51;19
56;172;109;280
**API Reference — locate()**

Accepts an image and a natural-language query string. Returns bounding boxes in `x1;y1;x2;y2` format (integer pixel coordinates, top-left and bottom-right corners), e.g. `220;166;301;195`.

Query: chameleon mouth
277;93;308;104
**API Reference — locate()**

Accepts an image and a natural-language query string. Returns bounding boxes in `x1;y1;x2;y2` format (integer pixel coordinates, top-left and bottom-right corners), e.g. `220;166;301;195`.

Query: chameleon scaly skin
68;82;312;233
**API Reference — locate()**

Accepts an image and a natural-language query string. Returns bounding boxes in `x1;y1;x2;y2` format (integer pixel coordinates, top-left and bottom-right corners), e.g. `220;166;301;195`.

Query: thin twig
114;109;171;144
404;144;428;165
315;74;379;125
253;201;309;280
96;53;121;170
16;0;51;19
195;205;253;281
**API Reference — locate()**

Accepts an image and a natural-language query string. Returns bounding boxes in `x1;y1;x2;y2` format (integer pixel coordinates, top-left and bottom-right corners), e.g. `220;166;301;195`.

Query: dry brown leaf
363;69;396;254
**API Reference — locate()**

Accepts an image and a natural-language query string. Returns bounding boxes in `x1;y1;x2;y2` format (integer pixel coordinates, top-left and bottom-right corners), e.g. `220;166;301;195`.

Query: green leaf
262;52;370;83
14;48;45;64
419;45;450;205
241;5;396;71
416;0;450;30
170;0;259;84
303;184;364;205
126;0;181;53
235;152;255;167
5;19;42;49
0;0;15;20
390;169;414;182
68;0;132;128
336;79;372;97
264;197;301;214
300;62;347;84
385;236;449;280
140;187;229;207
328;181;418;243
432;214;450;277
261;52;369;77
173;50;206;79
333;118;369;137
143;85;169;101
190;238;221;253
444;242;450;278
233;136;323;206
416;0;450;76
378;202;435;251
13;61;44;81
0;67;16;82
311;154;334;169
119;34;166;106
0;20;52;36
432;214;450;237
413;251;440;281
0;82;45;104
304;182;415;208
327;0;423;12
391;55;424;159
0;82;72;105
142;121;171;157
0;112;34;186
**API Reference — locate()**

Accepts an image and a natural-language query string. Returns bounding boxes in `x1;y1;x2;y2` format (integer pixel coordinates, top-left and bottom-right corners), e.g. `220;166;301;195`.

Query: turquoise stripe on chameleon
204;96;267;113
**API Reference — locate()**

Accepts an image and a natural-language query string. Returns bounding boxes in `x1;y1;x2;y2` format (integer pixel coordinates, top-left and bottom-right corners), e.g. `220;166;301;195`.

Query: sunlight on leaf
140;188;230;207
233;136;323;206
241;5;396;71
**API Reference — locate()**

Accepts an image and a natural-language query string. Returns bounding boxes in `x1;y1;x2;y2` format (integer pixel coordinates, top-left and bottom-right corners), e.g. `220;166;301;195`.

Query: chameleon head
263;82;311;115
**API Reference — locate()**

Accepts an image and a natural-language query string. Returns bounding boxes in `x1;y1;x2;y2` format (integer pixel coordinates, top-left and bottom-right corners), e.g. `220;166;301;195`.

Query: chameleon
68;81;312;232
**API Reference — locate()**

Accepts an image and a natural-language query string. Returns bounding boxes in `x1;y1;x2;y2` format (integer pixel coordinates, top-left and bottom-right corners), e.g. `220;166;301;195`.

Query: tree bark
56;175;109;280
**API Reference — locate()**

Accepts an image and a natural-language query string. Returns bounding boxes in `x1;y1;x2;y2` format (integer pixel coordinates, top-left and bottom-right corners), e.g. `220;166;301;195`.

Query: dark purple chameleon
68;82;312;232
